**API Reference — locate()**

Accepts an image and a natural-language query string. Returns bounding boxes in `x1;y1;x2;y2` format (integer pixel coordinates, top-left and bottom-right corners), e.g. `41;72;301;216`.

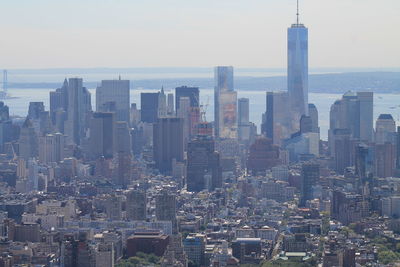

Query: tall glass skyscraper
287;15;308;122
214;66;236;139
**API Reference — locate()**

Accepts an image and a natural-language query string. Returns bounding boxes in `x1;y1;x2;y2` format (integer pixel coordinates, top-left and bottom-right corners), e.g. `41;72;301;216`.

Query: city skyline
0;0;399;69
0;1;399;267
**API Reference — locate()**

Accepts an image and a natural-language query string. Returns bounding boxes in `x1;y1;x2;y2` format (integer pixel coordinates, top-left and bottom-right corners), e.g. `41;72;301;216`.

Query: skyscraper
214;66;236;138
158;87;167;118
328;91;374;155
167;93;174;116
175;86;199;110
177;97;191;147
140;92;159;123
288;4;308;127
237;98;256;143
19;118;38;160
114;121;132;156
96;79;130;124
153;118;184;173
39;133;65;164
300;162;319;207
87;112;114;160
375;114;396;144
186;136;221;192
357;92;374;142
50;79;68;124
374;142;396;178
64;78;91;145
238;98;249;126
28;102;45;120
308;103;319;133
264;91;291;146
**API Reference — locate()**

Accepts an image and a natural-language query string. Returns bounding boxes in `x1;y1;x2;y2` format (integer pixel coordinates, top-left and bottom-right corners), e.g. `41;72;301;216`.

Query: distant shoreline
3;71;400;94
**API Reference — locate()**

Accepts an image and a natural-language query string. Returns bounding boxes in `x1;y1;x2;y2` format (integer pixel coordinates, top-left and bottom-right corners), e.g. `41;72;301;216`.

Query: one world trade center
287;1;308;129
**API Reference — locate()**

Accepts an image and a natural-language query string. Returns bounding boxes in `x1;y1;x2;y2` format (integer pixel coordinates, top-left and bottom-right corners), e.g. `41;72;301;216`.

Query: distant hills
6;72;400;94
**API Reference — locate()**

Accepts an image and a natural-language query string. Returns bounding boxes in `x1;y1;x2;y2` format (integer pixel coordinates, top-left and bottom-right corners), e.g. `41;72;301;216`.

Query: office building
95;243;114;267
64;78;92;145
375;114;396;144
397;126;400;170
114;121;132;155
357;92;374;142
105;195;122;221
39;133;65;164
50;79;68;124
374;142;395;178
308;103;319;133
332;129;352;175
153;118;184;173
141;92;159;123
155;190;176;222
300;163;319;207
238;98;249;126
126;232;170;258
247;137;282;174
158;87;167;118
264;91;291;146
238;98;256;143
177;97;191;146
126;189;146;221
214;66;236;138
175;86;199;110
183;234;206;266
96;79;130;124
176;86;201;138
231;238;262;263
186;136;222;192
130;103;141;127
87;112;114;160
28;102;45;120
167;93;174;116
288;14;308;127
62;233;96;267
114;152;132;189
284;132;319;162
0;102;13;153
19;118;38;160
329;92;374;156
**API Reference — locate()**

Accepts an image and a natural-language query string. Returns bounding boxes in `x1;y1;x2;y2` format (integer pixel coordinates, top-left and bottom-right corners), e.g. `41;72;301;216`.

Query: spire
296;0;300;25
161;86;165;94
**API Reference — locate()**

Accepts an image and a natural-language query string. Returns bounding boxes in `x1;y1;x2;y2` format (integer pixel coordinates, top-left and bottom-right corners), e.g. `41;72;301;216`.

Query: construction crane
199;96;210;122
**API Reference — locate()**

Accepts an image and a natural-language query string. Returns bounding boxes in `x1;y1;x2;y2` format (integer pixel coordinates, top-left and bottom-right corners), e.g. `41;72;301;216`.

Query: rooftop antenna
296;0;300;25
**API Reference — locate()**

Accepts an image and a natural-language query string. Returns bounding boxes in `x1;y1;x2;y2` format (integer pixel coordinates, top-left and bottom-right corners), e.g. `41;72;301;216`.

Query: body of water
3;88;400;141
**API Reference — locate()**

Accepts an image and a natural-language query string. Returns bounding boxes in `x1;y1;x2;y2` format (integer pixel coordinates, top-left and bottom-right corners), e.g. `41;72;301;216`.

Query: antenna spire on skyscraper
296;0;300;25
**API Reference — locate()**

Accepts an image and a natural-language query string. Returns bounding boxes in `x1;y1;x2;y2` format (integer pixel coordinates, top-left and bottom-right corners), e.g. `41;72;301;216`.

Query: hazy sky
1;0;399;69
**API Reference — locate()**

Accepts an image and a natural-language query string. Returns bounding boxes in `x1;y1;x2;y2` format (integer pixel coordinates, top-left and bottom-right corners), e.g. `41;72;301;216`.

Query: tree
378;250;400;265
116;253;161;267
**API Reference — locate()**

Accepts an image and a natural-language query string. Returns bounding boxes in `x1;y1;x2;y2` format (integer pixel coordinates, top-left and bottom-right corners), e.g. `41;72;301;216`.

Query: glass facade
288;24;308;120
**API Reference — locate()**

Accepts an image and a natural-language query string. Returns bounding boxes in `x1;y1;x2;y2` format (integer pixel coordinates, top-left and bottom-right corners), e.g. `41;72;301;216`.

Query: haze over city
1;0;399;68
